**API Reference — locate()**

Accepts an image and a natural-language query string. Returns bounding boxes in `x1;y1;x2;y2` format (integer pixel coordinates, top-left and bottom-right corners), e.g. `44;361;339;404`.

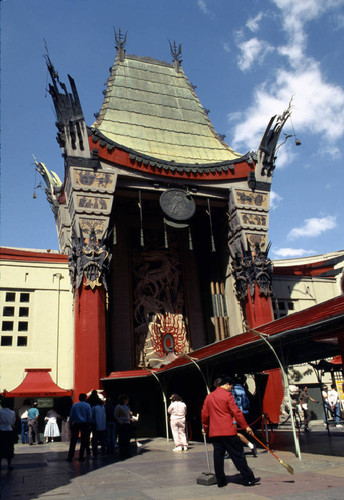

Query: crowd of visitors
0;376;342;490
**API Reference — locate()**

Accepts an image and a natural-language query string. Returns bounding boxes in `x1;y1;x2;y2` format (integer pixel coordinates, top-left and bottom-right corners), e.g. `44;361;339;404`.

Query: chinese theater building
34;32;344;435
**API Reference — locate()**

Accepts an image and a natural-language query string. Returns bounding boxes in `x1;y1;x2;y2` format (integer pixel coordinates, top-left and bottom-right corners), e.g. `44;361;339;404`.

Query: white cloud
223;42;231;53
229;63;344;152
334;13;344;29
287;215;337;239
198;0;209;15
270;191;283;209
246;12;264;32
272;247;317;258
237;37;274;72
229;0;344;157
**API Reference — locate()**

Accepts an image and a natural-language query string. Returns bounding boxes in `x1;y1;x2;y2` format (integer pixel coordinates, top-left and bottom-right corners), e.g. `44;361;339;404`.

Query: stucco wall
0;253;74;393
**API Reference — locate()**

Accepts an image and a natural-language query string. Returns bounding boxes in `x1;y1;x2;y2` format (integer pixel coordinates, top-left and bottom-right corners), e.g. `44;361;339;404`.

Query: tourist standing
18;400;30;444
67;393;92;461
91;397;107;457
0;399;16;471
28;402;39;445
168;394;188;452
299;386;318;432
114;395;132;459
328;384;342;427
44;409;61;443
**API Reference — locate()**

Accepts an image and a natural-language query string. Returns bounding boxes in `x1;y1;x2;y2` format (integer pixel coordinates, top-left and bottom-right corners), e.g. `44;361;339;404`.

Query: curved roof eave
88;127;256;177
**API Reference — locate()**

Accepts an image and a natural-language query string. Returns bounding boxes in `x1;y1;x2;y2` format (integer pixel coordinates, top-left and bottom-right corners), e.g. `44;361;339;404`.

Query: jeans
21;419;29;444
332;403;341;424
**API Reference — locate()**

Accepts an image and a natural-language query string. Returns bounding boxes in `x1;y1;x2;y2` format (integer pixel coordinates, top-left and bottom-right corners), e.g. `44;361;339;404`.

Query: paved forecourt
0;426;344;500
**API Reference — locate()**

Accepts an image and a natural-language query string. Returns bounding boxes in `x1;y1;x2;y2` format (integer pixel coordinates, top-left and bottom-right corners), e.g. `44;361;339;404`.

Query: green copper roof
93;54;242;165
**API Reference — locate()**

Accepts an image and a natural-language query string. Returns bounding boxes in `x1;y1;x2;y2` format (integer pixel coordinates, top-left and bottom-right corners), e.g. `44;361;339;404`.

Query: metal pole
182;354;210;394
145;369;169;442
251;328;302;460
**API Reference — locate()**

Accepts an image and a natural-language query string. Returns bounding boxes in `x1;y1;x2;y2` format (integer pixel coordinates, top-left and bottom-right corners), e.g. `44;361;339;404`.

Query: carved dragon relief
229;240;273;302
33;158;63;216
69;228;112;295
132;235;190;368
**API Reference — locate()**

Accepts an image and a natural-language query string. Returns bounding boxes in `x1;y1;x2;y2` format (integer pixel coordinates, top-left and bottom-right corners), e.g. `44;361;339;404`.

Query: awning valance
4;369;72;398
102;295;344;383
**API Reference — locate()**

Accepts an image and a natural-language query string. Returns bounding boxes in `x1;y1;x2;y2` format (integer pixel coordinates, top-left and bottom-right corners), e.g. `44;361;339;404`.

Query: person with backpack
232;378;257;457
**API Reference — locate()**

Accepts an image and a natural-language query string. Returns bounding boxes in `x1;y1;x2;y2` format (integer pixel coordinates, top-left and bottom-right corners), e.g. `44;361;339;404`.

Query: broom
251;434;294;474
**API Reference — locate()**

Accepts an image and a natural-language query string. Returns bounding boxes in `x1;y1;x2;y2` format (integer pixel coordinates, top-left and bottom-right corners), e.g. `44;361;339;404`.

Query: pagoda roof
92;54;243;166
4;369;72;398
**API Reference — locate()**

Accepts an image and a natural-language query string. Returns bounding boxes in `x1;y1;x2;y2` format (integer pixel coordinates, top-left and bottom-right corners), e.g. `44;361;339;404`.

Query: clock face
159;189;196;221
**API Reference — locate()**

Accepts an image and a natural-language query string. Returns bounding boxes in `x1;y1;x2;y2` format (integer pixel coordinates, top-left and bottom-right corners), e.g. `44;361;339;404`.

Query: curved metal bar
181;353;210;394
145;368;170;442
250;328;302;461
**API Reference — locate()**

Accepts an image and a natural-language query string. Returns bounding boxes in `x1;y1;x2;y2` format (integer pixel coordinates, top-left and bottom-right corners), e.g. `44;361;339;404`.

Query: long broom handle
251;433;280;462
202;431;211;473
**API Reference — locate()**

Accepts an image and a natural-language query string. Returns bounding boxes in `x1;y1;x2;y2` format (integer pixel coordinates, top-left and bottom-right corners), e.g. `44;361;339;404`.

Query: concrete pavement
0;421;343;500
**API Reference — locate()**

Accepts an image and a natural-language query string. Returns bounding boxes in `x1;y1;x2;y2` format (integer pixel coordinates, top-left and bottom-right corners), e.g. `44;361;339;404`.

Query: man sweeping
201;376;260;488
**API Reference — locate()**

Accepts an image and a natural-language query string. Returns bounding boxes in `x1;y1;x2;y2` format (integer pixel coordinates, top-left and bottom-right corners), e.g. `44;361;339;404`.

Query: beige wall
0;252;74;393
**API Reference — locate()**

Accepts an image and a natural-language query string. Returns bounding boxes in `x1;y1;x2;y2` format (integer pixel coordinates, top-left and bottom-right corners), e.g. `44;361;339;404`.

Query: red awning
103;295;344;382
4;369;72;398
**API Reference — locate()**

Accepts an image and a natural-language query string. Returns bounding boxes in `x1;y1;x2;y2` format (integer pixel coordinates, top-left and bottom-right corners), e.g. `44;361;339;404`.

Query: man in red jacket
201;376;260;488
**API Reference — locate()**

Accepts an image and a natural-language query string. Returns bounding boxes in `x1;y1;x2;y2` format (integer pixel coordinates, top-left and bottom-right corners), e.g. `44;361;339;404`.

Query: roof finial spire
169;40;182;72
114;28;127;62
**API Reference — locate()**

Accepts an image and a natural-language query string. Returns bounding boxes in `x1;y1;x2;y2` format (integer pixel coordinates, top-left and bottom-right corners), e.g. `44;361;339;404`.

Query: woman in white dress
44;409;60;443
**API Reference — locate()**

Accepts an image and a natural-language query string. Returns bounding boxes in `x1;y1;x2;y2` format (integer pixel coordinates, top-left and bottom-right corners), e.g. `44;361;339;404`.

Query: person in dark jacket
67;393;92;461
201;376;260;488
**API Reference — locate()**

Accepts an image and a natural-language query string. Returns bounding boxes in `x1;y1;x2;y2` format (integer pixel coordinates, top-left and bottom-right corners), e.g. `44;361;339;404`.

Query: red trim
105;295;344;380
89;136;254;180
0;247;68;263
273;261;335;277
4;369;72;397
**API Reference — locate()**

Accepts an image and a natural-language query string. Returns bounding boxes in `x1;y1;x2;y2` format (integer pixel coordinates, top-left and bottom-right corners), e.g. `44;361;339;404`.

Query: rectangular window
19;307;29;317
20;293;30;303
3;306;15;317
1;336;13;346
288;302;294;310
278;301;286;310
2;321;14;331
5;292;15;302
17;336;28;347
18;321;28;332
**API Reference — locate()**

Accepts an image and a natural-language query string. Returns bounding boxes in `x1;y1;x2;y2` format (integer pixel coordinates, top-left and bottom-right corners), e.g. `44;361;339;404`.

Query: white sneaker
182;446;188;451
136;442;143;447
336;424;343;428
173;446;183;452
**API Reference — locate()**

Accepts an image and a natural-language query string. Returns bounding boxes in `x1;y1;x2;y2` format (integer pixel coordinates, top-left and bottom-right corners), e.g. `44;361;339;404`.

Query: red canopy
4;369;72;398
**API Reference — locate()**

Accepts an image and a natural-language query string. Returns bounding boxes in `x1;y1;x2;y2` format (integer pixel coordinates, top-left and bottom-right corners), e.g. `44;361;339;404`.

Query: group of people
18;401;61;445
67;391;140;462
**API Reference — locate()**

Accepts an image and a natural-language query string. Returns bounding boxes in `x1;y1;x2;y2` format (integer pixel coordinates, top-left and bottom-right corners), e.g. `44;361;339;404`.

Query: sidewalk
0;422;343;500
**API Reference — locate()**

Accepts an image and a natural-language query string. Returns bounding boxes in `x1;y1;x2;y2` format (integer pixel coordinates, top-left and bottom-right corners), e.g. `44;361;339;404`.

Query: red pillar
244;284;274;328
73;283;106;401
244;284;284;424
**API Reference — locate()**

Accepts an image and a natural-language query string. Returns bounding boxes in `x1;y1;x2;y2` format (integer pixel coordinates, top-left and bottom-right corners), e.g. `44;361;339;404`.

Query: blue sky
1;0;344;259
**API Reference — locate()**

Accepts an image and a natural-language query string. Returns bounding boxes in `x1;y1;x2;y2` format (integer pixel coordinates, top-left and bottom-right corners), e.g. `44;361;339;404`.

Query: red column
244;284;283;424
73;283;106;401
244;283;273;328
